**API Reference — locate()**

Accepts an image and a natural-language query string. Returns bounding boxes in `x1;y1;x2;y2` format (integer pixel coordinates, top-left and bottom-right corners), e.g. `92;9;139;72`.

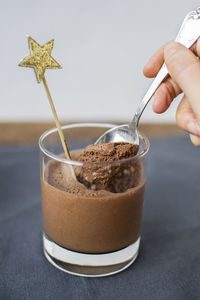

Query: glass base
43;233;140;277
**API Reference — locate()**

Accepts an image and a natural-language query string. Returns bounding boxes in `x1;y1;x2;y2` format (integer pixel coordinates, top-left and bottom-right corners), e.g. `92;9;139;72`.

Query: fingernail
187;121;200;137
164;42;180;60
190;134;200;147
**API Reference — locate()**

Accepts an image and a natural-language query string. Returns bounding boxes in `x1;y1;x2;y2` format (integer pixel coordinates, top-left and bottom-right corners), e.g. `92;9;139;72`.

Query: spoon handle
131;7;200;128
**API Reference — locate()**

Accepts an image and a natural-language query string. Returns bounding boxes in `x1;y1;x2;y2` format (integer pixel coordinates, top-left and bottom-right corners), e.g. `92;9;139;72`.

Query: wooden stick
42;76;77;181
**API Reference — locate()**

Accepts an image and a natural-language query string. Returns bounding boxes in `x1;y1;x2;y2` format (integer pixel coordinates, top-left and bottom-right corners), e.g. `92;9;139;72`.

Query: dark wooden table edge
0;122;185;145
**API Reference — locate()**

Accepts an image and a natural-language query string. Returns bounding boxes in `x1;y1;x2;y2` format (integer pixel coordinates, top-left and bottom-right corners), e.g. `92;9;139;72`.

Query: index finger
143;38;200;79
143;42;170;78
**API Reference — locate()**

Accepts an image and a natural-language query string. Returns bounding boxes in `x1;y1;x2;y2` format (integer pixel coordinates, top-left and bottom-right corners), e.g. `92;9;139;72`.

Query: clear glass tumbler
39;123;149;277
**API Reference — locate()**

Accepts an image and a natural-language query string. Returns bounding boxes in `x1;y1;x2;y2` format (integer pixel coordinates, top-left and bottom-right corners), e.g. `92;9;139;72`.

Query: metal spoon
95;8;200;146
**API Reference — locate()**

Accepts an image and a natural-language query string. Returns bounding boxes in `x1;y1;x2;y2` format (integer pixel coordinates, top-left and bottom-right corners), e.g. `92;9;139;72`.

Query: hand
143;40;200;146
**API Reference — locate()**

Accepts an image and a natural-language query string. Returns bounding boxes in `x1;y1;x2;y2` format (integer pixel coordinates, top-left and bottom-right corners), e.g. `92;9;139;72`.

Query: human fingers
189;134;200;147
144;37;200;78
143;42;169;78
176;96;200;137
152;77;181;113
164;41;200;122
143;41;182;113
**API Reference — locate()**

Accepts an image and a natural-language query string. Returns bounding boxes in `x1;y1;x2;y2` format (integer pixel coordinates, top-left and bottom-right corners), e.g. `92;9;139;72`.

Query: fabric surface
0;136;200;300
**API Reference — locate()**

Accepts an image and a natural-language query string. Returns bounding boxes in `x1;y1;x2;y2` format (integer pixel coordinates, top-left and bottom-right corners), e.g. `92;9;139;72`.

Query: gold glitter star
19;36;62;83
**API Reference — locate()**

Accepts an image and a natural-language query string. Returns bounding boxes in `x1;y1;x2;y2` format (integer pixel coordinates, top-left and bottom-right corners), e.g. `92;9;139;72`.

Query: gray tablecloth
0;136;200;300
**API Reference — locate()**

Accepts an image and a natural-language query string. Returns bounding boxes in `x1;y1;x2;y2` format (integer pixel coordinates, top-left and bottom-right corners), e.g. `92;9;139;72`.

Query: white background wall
1;0;200;123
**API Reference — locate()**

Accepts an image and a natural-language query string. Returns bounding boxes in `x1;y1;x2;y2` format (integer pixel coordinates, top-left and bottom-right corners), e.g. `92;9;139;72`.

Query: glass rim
39;122;150;166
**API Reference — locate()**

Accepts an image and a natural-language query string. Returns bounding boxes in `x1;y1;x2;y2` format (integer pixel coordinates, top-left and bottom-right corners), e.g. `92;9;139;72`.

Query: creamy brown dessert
41;142;145;253
77;142;139;192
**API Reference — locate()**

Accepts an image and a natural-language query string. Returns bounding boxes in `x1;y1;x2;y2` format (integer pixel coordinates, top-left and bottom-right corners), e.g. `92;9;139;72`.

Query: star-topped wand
19;36;77;180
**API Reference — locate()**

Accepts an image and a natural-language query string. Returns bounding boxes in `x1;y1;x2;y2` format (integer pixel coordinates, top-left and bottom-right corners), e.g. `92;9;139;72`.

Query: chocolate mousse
41;142;145;253
77;142;139;192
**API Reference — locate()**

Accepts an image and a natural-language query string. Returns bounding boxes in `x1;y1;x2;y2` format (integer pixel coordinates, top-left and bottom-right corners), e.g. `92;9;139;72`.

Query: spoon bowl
95;124;139;145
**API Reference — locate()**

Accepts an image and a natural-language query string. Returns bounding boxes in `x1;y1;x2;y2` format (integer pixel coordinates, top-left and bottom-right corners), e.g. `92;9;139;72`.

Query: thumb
189;134;200;147
164;41;200;123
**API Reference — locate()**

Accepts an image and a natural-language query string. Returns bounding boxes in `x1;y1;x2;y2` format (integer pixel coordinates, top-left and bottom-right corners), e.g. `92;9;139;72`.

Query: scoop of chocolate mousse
76;142;141;193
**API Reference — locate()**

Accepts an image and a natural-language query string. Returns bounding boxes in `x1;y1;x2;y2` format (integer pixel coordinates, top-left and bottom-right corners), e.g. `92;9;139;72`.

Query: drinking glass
39;123;149;277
